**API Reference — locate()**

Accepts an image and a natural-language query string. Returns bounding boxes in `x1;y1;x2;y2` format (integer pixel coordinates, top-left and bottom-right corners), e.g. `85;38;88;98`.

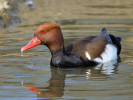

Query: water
21;52;23;56
0;0;133;99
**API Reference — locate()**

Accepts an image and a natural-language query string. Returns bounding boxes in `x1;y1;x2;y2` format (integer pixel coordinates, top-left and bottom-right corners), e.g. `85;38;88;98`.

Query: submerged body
21;23;121;67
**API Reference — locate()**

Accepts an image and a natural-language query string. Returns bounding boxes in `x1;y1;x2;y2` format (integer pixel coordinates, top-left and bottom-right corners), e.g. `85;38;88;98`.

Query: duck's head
21;23;64;52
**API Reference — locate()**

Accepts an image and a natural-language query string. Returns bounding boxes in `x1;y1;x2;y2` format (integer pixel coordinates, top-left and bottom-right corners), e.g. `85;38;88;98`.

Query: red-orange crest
41;30;45;33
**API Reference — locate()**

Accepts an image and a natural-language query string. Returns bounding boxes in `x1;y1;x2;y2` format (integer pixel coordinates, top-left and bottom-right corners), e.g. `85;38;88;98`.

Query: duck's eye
41;30;45;33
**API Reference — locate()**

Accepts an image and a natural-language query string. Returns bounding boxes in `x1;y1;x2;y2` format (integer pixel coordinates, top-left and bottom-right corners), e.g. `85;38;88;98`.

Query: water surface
0;0;133;100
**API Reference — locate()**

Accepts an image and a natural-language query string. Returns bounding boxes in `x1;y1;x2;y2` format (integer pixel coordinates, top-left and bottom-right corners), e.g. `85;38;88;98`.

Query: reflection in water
22;67;65;98
94;58;121;75
24;0;35;10
0;0;21;28
22;59;120;99
0;0;35;28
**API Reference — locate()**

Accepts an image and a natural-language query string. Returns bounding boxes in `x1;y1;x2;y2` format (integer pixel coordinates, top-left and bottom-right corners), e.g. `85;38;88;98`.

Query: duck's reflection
23;68;66;98
23;58;121;99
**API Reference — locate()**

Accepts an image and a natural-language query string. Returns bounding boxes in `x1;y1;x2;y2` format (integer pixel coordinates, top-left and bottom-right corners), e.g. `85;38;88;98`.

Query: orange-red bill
21;37;41;52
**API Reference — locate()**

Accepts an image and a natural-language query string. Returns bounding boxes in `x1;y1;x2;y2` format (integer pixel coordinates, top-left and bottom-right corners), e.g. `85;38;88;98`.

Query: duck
21;23;121;67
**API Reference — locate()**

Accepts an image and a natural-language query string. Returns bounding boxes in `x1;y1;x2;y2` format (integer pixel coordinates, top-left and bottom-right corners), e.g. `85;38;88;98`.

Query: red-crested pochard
21;23;121;67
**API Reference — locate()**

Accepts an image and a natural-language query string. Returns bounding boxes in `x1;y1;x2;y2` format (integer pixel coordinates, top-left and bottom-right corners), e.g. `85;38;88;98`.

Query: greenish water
0;0;133;100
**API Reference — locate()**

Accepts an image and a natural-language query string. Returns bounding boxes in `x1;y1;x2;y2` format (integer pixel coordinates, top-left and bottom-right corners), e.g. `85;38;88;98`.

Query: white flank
94;44;117;63
94;57;102;63
85;52;91;60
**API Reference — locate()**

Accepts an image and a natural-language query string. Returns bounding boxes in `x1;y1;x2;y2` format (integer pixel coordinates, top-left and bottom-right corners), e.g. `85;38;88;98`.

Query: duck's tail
100;28;122;56
100;28;113;43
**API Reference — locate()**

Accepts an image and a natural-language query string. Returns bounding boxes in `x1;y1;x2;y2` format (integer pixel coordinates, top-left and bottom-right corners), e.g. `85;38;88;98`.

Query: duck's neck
50;46;68;67
50;45;66;56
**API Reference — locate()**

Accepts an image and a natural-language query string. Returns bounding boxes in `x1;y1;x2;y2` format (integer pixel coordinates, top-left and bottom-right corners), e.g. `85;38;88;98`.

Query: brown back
72;35;107;60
